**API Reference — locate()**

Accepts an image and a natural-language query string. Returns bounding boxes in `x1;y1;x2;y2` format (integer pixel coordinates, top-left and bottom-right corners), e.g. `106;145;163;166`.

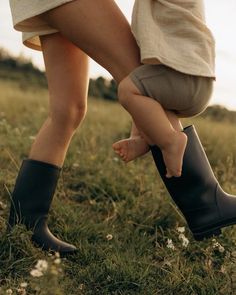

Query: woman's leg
8;33;89;253
30;33;89;166
41;0;141;84
40;0;185;166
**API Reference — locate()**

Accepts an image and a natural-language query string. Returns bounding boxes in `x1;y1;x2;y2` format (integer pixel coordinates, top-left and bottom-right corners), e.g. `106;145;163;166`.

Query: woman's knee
51;100;87;131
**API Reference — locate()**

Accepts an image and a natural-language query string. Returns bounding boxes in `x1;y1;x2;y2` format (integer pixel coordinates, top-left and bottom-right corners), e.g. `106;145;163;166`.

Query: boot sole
193;228;222;241
192;218;236;241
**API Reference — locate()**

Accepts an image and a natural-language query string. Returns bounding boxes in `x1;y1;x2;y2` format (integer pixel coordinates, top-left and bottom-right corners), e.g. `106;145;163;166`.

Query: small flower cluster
29;135;36;141
113;157;119;162
73;162;79;168
177;227;189;248
167;238;175;250
166;226;189;250
30;252;62;278
5;282;28;295
16;282;28;295
0;201;7;210
106;234;113;241
30;259;48;277
26;252;63;294
212;238;225;253
51;252;62;276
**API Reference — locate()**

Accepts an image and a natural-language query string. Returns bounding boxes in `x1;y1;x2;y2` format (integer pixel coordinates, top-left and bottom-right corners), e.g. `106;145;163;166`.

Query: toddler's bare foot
162;131;188;178
112;136;150;163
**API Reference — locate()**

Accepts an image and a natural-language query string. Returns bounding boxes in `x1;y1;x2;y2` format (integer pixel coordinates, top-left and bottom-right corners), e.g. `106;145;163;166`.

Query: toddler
113;0;215;178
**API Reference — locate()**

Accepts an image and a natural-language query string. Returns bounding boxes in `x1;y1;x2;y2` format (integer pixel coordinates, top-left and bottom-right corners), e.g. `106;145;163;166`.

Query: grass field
0;80;236;294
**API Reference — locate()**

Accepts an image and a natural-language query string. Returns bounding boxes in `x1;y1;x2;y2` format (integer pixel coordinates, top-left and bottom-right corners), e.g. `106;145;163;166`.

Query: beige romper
129;0;215;117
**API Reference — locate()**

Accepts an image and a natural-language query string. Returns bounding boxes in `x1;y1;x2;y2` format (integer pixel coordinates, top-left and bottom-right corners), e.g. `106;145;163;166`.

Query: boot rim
23;158;61;171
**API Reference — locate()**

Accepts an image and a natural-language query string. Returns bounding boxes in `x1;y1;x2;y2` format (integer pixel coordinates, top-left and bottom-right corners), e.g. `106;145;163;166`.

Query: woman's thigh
41;0;140;83
40;32;89;122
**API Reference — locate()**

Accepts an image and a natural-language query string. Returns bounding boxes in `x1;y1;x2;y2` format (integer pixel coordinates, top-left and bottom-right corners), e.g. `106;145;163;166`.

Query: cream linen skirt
9;0;75;51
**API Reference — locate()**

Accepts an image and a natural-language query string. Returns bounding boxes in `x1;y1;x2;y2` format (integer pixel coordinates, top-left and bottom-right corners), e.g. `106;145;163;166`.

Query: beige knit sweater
131;0;215;78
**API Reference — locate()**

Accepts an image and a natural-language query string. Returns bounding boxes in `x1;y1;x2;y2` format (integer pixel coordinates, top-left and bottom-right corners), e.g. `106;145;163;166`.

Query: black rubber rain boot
8;159;77;254
150;125;236;240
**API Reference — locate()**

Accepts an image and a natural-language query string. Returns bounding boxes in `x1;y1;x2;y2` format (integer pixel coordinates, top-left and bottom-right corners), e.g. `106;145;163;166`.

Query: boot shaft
8;159;61;228
150;125;220;228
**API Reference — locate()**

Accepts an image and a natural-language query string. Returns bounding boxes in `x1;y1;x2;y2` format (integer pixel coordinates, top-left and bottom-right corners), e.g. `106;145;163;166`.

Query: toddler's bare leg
112;135;150;163
112;110;184;163
112;121;150;162
118;76;187;177
165;110;183;132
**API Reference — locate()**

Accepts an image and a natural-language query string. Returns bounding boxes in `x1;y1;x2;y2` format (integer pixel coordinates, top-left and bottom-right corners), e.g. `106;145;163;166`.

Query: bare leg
118;76;187;177
40;0;186;172
42;0;140;83
29;33;89;166
112;111;184;163
112;122;150;163
7;33;89;253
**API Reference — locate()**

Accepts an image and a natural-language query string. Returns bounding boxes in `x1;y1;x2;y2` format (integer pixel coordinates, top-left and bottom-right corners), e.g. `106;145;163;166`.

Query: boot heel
193;228;222;241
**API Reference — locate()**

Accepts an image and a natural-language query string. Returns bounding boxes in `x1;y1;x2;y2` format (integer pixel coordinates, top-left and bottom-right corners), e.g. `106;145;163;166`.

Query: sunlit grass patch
0;81;236;294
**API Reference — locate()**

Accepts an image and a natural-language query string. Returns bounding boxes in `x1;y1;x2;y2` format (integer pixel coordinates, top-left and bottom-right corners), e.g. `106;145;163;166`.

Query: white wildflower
178;233;189;248
176;226;185;233
221;265;226;274
0;201;7;210
29;135;36;141
106;234;113;241
113;157;119;162
218;245;225;253
6;289;13;295
107;275;112;282
30;269;43;277
20;282;28;288
54;258;61;265
212;239;225;253
55;252;60;258
167;238;175;250
79;284;85;290
35;259;48;272
73;163;79;168
89;200;96;205
213;241;219;248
